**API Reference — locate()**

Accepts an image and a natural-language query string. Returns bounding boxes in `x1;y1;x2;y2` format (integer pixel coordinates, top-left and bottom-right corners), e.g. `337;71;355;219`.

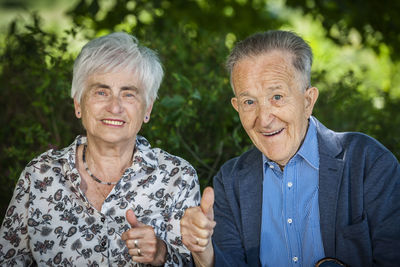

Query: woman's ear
144;102;153;123
74;98;82;118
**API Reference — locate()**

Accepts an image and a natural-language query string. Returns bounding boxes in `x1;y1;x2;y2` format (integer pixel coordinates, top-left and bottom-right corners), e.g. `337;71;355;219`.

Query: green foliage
313;70;400;155
0;14;82;219
1;0;399;222
140;26;253;188
285;0;400;58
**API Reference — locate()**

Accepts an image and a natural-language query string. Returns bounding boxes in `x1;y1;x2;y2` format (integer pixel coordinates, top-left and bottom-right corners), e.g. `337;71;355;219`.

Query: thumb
200;187;214;220
126;209;140;227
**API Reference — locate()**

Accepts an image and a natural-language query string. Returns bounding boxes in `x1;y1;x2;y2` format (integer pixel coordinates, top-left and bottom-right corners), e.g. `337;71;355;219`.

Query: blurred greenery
1;0;399;222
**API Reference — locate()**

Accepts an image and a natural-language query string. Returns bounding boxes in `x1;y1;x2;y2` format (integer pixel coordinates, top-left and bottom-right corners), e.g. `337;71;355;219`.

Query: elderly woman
0;32;200;266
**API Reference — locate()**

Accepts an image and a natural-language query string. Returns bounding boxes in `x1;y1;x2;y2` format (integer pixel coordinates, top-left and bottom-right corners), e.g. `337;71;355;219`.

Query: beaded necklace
82;144;118;185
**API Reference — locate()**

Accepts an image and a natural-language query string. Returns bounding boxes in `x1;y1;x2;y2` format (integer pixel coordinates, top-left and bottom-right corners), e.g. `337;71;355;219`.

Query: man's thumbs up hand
180;187;216;267
200;187;214;220
181;187;216;252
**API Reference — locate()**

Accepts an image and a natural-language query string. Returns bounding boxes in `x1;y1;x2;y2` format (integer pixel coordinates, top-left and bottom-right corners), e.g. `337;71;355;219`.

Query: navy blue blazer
212;117;400;267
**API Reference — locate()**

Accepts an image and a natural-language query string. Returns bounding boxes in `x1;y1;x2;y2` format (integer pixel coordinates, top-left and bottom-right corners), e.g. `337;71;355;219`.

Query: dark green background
1;0;399;222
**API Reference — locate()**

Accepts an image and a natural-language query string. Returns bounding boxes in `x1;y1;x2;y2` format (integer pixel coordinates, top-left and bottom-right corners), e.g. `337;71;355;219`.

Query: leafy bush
0;15;83;219
1;1;399;222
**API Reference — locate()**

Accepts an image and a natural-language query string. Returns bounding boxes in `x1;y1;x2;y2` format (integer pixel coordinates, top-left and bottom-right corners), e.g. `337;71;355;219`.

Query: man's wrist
192;241;214;267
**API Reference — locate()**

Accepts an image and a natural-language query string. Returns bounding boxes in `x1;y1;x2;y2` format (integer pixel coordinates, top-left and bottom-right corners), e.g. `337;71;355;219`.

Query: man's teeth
102;120;124;125
263;128;283;136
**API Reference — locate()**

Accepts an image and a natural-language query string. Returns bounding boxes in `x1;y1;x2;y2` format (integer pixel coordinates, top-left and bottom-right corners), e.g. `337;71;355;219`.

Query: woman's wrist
151;238;167;266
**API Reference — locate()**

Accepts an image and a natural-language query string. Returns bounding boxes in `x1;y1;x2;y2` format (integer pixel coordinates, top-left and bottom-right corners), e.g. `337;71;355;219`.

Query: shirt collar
262;117;319;170
296;117;319;170
131;135;158;172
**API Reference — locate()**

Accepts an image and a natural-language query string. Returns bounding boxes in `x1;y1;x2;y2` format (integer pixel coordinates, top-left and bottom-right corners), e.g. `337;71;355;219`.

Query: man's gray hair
226;30;313;90
71;32;163;106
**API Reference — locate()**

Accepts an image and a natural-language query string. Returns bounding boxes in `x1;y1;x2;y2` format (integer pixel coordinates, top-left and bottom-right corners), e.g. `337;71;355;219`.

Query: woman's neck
83;136;136;183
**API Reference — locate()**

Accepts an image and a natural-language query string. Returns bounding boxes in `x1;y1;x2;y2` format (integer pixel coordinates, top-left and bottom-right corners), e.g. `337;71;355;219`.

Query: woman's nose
107;95;123;113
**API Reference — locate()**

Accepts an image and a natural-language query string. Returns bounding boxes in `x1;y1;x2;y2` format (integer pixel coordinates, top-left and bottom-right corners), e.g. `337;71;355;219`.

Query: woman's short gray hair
71;32;163;106
226;30;313;90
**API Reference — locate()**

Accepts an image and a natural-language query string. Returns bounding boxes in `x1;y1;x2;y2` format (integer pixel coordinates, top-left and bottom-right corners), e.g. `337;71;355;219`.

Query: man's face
231;50;318;167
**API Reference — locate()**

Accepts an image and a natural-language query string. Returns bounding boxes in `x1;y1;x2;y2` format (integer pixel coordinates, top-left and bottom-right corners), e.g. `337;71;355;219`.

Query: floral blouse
0;135;200;266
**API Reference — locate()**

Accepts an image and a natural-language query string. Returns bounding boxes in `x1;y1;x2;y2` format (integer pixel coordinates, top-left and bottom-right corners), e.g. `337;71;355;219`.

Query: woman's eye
96;90;107;96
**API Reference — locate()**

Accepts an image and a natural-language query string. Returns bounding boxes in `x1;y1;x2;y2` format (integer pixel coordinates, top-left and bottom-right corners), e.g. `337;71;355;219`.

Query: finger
125;238;143;248
195;237;210;247
187;224;214;239
121;228;142;241
183;206;215;229
200;187;214;220
185;236;211;253
126;209;140;228
128;248;143;257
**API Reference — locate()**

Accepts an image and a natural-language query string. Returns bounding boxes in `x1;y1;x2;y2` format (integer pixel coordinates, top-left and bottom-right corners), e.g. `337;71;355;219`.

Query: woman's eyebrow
121;86;139;92
89;83;110;89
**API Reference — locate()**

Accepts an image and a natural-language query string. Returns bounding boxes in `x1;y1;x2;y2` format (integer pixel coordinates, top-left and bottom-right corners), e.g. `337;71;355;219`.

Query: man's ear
231;97;239;112
144;102;154;123
304;87;319;118
74;98;82;118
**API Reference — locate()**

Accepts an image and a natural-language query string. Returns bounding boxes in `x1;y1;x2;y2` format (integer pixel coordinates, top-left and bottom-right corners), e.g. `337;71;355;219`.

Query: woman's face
74;71;152;146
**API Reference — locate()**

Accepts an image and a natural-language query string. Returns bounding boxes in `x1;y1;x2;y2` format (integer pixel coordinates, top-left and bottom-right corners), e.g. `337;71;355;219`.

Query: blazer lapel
315;117;344;257
319;153;344;256
238;148;263;264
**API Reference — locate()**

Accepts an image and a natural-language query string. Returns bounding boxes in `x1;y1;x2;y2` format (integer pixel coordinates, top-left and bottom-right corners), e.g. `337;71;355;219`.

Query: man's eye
244;99;254;105
273;95;282;101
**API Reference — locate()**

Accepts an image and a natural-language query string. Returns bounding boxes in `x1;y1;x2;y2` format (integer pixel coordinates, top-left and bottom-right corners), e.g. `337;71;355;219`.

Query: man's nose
257;100;274;127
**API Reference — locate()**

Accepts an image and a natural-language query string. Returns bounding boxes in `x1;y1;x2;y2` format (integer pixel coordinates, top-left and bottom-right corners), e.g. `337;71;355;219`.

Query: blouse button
101;217;105;223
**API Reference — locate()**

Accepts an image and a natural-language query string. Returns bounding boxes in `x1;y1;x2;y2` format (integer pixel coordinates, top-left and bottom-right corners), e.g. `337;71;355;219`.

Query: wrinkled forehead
83;67;145;92
233;50;296;73
232;51;300;90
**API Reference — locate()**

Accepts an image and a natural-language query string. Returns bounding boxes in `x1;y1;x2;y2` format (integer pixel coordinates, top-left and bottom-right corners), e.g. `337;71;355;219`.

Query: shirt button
269;165;274;169
287;218;293;224
287;182;293;188
101;217;105;223
293;256;298;262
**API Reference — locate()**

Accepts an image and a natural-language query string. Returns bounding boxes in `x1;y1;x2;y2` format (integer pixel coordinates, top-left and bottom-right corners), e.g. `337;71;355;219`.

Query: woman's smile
101;119;125;126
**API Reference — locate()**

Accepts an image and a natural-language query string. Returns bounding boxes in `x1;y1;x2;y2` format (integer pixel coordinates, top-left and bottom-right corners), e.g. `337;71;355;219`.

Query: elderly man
180;30;400;267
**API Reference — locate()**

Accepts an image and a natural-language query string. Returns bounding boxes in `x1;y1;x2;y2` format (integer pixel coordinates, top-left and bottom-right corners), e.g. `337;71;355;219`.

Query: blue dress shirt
260;119;325;266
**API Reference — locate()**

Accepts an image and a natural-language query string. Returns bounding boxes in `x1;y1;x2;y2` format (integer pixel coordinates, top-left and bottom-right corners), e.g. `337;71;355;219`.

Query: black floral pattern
0;135;200;266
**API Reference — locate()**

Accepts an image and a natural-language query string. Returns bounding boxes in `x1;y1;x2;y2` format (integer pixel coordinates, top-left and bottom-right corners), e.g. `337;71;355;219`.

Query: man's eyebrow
266;85;282;90
237;85;283;97
238;91;251;97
